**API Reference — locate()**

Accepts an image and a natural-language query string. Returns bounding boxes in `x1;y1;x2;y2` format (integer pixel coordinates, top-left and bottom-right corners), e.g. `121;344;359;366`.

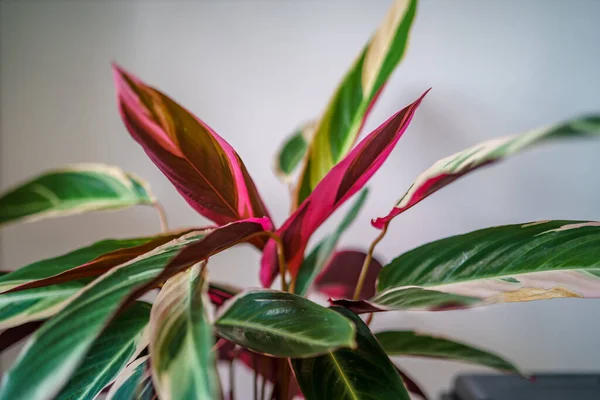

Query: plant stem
229;360;236;400
153;202;169;233
279;360;290;400
352;222;389;300
253;356;258;400
260;356;268;400
264;232;288;292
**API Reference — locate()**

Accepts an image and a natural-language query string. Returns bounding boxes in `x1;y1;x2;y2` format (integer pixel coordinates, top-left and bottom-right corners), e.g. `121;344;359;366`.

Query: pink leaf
314;250;382;300
260;91;429;287
113;64;271;230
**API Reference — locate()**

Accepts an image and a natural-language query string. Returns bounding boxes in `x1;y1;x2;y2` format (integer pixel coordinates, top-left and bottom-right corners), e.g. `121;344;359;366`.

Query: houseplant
0;0;599;398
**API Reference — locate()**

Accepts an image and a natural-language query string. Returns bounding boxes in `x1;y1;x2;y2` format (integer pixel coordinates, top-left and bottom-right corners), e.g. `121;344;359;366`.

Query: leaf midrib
329;351;359;400
216;319;346;349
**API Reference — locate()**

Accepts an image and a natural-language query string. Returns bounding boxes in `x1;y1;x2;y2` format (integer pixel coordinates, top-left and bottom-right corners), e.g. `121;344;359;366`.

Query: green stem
353;222;389;300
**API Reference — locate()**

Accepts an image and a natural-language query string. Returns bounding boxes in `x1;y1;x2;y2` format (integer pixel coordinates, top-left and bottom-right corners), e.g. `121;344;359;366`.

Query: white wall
2;0;600;397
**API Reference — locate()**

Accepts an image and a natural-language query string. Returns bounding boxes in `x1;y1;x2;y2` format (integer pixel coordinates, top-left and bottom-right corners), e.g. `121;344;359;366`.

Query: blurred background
1;0;600;398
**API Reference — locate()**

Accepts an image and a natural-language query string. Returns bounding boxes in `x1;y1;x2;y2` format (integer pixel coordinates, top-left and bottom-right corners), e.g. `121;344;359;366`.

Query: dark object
442;374;600;400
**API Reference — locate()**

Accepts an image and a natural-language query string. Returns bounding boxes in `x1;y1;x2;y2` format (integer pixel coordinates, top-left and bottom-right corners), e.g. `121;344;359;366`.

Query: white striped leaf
376;330;519;373
331;287;479;314
373;115;600;228
150;264;219;400
106;356;155;400
293;0;418;206
377;220;600;301
55;302;151;400
0;237;153;329
0;219;268;400
0;164;155;227
215;290;356;358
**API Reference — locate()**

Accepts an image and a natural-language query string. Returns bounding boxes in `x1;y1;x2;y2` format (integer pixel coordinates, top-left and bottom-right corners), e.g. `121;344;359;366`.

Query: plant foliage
1;1;598;399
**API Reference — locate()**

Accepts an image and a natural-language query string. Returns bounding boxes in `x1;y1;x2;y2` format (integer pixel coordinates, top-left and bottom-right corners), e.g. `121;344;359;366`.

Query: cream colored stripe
361;0;411;92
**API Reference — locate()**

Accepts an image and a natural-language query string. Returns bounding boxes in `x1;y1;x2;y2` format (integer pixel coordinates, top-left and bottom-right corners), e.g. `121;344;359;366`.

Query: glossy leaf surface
0;218;269;400
262;92;427;287
294;189;368;296
215;290;355;357
114;65;270;227
377;220;600;300
376;330;519;372
55;302;151;400
150;264;219;400
294;0;418;206
291;307;410;400
0;164;154;227
373;115;600;228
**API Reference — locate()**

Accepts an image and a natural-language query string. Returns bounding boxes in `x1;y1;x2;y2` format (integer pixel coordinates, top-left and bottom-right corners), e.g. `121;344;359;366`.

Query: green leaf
106;356;155;400
292;307;410;400
214;290;355;357
294;189;368;296
376;330;519;373
0;238;152;291
0;237;153;329
150;264;219;400
377;220;600;301
274;121;314;183
0;282;82;330
0;219;268;400
55;302;151;400
331;287;479;314
373;114;600;228
0;164;154;227
294;0;418;206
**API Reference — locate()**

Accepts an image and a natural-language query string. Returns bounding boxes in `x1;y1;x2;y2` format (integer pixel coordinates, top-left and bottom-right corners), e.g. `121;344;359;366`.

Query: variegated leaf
215;290;355;358
0;164;154;227
294;189;368;296
0;237;160;329
4;233;186;294
261;92;427;287
55;302;151;400
294;0;418;207
105;356;153;400
377;220;600;301
150;264;219;400
376;330;519;373
291;307;410;400
373;115;600;228
0;218;269;400
330;287;478;314
114;65;271;229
